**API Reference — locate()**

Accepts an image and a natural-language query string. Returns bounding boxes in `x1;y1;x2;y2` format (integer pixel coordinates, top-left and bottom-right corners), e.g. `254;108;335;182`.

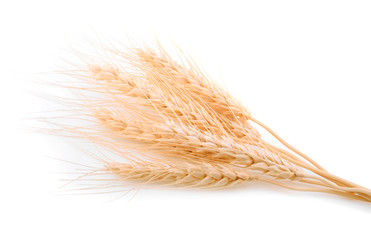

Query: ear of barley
105;161;255;189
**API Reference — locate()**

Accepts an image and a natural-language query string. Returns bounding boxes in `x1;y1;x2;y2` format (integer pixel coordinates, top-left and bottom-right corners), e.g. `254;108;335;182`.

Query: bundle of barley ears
49;40;371;202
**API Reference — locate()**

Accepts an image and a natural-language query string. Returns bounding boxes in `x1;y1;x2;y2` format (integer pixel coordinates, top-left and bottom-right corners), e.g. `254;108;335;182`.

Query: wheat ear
51;40;371;202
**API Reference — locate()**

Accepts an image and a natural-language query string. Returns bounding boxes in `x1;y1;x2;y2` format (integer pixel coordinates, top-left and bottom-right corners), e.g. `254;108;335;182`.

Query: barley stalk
50;40;371;202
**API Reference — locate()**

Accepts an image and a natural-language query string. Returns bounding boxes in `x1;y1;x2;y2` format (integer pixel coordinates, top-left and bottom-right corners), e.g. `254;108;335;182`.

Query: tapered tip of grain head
88;65;119;81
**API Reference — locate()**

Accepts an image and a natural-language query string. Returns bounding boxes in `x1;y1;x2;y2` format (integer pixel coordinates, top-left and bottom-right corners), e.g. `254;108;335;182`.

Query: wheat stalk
51;40;371;202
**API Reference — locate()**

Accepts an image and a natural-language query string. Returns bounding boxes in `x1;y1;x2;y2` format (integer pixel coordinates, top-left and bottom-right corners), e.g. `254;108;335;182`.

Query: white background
1;1;371;239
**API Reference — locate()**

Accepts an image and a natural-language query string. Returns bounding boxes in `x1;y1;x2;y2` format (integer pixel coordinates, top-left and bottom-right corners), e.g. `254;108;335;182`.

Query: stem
272;146;371;197
259;177;371;202
248;117;371;200
260;139;310;167
250;116;325;170
301;175;371;202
